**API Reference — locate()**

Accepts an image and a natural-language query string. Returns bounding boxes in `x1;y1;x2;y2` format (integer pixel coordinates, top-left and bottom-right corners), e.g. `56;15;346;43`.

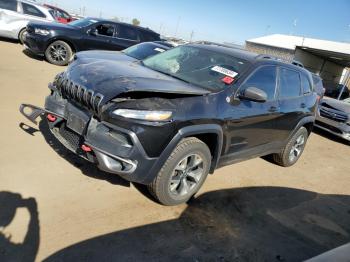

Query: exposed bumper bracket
19;104;46;124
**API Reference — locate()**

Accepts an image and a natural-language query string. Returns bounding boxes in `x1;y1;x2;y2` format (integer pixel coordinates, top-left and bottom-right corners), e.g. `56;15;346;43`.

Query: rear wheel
18;28;27;44
45;40;73;66
273;126;308;167
148;137;211;206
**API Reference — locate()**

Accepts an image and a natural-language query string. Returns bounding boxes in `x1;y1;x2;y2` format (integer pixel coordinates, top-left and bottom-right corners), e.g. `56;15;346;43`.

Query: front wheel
148;137;211;206
45;40;73;66
18;28;27;44
273;126;309;167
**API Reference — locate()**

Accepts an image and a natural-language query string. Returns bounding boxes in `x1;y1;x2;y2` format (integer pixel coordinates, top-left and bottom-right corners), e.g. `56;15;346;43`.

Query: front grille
54;73;104;115
319;107;348;123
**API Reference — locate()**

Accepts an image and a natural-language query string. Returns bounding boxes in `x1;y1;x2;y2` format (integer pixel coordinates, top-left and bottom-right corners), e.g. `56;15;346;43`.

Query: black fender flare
142;124;223;184
286;115;315;143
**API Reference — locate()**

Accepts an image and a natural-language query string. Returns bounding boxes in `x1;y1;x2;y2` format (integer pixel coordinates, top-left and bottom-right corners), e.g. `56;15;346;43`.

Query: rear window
279;68;301;98
143;46;250;91
140;31;160;42
22;3;46;18
301;74;312;94
0;0;17;11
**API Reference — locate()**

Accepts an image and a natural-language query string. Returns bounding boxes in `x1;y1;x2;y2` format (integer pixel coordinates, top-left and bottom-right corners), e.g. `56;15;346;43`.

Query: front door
85;23;116;51
220;65;280;164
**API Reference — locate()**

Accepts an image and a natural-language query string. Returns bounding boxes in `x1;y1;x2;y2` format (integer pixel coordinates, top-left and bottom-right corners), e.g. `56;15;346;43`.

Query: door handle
301;103;306;108
269;106;278;112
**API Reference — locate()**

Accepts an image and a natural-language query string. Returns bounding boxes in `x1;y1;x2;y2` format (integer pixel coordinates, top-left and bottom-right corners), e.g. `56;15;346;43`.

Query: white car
0;0;55;43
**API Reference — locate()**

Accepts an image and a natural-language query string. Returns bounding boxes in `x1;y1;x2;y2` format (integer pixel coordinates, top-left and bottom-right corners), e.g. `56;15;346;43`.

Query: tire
148;137;211;206
45;40;73;66
18;28;27;44
273;126;308;167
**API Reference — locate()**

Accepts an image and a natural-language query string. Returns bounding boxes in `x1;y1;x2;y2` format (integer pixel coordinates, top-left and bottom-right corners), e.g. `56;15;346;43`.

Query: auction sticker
154;48;165;52
211;66;238;78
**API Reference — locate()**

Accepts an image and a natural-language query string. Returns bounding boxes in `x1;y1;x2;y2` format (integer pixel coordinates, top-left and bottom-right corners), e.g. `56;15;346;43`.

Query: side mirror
89;28;98;36
239;86;267;103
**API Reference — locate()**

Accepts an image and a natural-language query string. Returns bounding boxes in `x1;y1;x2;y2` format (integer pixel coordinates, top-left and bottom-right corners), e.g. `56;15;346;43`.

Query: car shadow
0;36;19;44
22;49;45;62
0;191;40;262
43;186;350;262
313;127;350;146
19;119;130;187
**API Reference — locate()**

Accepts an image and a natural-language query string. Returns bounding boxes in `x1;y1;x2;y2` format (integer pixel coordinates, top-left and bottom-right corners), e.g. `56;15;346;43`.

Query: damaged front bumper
20;95;158;184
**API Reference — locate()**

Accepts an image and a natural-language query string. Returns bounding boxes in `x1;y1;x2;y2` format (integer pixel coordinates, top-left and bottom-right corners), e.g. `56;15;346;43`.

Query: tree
110;17;120;22
132;18;140;26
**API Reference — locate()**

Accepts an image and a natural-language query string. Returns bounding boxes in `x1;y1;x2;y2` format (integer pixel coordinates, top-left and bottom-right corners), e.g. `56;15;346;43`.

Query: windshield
69;18;98;27
142;46;250;91
324;84;350;100
123;43;168;60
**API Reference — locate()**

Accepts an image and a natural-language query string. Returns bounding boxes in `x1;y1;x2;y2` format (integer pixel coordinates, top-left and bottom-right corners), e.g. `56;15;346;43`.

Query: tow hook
19;104;46;124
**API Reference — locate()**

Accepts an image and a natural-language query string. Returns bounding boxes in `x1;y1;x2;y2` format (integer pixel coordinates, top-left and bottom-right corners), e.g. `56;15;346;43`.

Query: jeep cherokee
20;45;317;205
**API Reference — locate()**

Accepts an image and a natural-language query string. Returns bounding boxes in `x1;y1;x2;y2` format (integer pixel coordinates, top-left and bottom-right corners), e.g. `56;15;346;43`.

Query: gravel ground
0;40;349;262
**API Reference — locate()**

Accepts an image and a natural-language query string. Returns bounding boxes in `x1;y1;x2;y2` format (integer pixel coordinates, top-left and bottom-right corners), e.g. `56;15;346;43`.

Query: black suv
23;18;160;66
20;45;317;205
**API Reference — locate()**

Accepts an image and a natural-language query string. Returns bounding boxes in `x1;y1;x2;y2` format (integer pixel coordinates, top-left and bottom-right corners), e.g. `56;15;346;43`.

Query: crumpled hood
64;56;210;103
321;97;350;114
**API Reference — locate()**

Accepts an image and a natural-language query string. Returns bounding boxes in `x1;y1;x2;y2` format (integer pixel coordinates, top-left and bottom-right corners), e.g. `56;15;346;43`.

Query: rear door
0;0;22;38
111;24;140;50
274;67;305;141
221;65;280;163
19;2;48;22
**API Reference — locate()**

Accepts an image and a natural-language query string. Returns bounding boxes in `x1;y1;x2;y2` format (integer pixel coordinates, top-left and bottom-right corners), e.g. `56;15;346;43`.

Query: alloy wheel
169;154;204;197
49;43;68;62
289;134;305;162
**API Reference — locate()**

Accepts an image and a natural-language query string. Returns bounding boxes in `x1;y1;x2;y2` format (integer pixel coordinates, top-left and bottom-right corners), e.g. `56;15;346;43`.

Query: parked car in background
73;41;171;66
23;17;161;66
312;74;325;102
44;4;75;24
315;84;350;142
0;0;55;43
20;45;317;205
122;41;170;60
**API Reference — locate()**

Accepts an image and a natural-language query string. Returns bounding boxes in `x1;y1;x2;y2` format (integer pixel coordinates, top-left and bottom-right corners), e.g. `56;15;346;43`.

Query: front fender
142;124;223;184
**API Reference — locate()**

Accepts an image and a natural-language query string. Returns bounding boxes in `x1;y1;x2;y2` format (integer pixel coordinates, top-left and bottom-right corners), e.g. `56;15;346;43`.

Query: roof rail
291;60;304;68
256;54;305;68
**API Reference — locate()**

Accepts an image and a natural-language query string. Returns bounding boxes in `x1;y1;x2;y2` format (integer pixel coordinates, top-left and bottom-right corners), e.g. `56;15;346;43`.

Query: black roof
188;44;258;62
86;17;159;35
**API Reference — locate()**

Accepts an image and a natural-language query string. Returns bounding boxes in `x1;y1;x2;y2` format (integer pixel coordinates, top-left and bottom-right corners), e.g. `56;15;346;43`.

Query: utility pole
190;30;194;43
174;16;181;38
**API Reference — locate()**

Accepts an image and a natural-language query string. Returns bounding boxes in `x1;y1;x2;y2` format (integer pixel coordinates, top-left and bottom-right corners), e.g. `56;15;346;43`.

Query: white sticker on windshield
211;66;238;78
154;48;165;53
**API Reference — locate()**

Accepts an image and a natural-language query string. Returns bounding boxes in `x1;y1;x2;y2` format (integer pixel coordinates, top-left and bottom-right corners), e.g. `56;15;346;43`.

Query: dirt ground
0;39;349;262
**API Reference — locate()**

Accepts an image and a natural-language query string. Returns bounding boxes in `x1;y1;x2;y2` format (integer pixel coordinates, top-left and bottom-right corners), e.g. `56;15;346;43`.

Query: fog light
47;114;57;122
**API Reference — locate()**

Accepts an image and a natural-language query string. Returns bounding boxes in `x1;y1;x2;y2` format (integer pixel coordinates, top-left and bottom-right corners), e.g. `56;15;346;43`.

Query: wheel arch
46;37;77;53
288;116;315;142
143;124;223;184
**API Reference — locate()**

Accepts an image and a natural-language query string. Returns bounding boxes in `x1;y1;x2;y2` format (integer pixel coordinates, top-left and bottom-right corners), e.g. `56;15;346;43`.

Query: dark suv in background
24;18;161;65
21;45;317;205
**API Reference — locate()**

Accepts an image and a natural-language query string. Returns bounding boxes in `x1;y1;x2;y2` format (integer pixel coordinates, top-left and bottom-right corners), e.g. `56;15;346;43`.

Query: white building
246;34;350;87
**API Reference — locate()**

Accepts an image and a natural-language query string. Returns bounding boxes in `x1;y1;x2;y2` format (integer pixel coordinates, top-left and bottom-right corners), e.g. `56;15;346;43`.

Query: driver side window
241;66;277;101
95;24;115;37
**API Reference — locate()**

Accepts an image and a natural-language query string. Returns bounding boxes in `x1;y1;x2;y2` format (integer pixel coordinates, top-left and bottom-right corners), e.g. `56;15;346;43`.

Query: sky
43;0;350;44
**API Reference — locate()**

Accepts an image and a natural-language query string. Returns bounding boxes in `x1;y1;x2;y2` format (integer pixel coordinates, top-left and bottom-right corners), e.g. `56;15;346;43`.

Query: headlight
34;28;50;36
113;109;172;121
